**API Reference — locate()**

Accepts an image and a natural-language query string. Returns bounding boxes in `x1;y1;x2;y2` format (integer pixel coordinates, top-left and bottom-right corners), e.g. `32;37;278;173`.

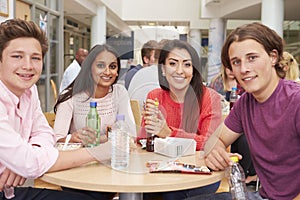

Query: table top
41;149;224;193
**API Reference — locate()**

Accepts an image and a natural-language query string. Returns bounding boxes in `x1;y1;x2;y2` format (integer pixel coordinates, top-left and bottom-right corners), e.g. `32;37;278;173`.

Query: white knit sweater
54;84;136;140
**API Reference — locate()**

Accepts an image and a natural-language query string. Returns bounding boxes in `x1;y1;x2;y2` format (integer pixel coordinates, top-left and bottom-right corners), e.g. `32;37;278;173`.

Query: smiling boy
186;23;300;200
0;18;110;200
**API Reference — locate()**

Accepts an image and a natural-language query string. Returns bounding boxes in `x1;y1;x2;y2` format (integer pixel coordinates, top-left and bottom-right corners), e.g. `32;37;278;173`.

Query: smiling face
0;37;43;97
229;39;279;102
91;50;118;90
162;48;193;95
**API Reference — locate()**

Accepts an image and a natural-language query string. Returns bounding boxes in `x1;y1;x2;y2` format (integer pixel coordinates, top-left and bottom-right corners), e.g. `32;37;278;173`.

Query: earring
162;72;166;76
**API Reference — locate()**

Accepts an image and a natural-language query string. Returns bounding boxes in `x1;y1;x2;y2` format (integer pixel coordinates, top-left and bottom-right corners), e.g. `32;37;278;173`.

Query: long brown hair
54;44;120;113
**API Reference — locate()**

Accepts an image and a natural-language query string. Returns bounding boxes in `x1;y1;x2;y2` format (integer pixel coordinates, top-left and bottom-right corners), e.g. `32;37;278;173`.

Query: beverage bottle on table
227;156;249;200
229;87;238;110
111;114;130;170
146;99;159;152
86;101;101;147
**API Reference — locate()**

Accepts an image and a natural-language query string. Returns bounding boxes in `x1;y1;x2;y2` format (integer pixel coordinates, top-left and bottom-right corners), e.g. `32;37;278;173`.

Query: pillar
189;29;202;58
261;0;284;37
207;18;226;84
91;6;106;46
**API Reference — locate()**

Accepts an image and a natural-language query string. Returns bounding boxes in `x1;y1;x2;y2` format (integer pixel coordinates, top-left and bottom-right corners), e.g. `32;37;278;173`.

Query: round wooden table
41;150;224;200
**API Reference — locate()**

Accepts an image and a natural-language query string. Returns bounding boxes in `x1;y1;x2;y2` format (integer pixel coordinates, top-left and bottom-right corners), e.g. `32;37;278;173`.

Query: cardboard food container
154;137;196;158
56;142;82;151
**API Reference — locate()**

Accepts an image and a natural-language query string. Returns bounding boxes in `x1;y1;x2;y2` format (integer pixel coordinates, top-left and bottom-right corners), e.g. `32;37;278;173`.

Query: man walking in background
59;48;88;92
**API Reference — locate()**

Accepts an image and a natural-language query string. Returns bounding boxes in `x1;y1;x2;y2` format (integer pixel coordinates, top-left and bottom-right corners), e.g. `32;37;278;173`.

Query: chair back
130;99;142;133
50;79;58;102
44;112;56;128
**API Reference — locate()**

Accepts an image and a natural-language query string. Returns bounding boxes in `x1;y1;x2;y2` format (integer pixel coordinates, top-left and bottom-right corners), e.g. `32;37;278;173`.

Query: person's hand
99;134;108;144
0;168;26;192
144;99;171;137
204;146;242;171
72;127;97;146
86;141;112;163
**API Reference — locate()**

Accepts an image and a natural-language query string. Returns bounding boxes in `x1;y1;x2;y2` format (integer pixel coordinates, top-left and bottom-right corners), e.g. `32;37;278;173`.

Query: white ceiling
63;0;300;36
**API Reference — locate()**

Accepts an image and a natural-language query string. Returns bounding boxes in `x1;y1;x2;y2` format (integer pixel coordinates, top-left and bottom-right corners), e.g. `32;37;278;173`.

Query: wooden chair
130;99;142;133
43;112;56;128
50;79;58;102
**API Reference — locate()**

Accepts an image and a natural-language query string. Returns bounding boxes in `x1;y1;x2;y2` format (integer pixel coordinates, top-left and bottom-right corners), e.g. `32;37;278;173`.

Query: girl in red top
140;39;222;200
140;39;222;151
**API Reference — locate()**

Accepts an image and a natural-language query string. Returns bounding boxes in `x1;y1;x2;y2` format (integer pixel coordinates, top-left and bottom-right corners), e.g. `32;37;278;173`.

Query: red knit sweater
139;87;222;150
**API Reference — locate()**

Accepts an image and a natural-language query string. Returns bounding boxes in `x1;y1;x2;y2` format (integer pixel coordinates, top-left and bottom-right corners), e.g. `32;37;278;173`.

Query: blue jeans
143;181;220;200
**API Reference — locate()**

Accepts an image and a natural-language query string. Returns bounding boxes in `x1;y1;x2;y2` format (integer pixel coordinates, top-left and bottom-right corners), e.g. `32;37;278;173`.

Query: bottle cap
230;156;239;163
154;99;159;107
116;114;125;121
90;102;97;108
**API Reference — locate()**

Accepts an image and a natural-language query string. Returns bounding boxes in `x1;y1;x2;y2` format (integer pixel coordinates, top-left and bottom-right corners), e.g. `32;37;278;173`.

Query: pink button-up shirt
0;81;59;179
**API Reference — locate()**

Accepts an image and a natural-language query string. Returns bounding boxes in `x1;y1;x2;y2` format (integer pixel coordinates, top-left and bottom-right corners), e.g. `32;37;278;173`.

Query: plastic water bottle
228;156;249;200
111;114;130;170
229;87;238;110
86;101;100;147
146;99;159;152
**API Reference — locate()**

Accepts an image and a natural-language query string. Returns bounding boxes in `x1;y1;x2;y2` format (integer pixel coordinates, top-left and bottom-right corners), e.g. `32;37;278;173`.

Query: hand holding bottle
75;127;104;147
62;127;96;145
144;98;170;138
204;145;242;171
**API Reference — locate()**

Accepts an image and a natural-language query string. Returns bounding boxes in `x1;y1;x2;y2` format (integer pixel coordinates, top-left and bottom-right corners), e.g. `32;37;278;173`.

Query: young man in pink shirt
0;19;111;200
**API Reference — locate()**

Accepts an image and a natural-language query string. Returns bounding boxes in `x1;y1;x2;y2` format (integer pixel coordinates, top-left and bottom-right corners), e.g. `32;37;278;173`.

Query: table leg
119;193;143;200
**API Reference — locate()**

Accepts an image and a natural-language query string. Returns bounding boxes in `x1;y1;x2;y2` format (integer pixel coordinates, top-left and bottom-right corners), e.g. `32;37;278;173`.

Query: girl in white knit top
54;44;136;147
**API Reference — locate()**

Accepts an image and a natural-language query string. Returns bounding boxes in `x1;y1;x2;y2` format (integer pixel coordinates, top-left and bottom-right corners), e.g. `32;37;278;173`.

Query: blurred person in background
125;40;159;89
209;65;240;101
280;51;300;82
60;48;88;92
